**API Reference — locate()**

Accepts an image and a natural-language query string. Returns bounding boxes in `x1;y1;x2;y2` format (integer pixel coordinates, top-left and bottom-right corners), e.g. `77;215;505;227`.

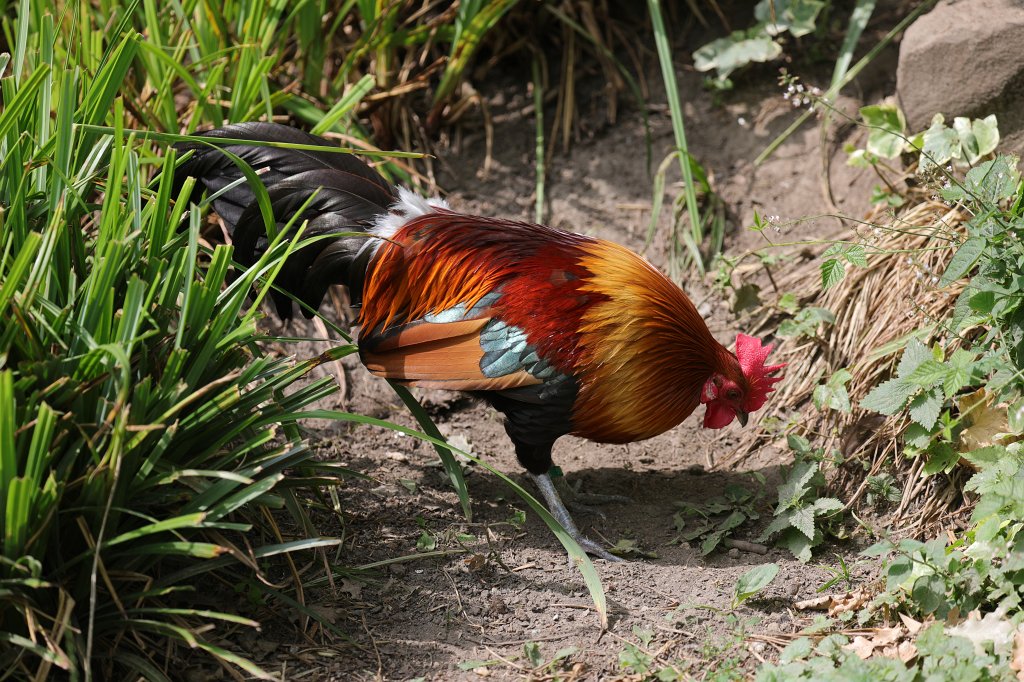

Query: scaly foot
530;472;625;562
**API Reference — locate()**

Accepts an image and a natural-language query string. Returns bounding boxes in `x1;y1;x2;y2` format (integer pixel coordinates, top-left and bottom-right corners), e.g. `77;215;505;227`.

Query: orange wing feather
356;211;593;393
359;318;542;391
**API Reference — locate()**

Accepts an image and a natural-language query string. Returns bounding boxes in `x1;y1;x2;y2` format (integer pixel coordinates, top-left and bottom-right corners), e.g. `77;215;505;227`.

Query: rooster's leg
530;472;624;562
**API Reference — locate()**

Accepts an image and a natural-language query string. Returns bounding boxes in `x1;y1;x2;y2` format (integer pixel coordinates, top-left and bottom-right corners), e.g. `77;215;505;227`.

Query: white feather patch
371;186;449;241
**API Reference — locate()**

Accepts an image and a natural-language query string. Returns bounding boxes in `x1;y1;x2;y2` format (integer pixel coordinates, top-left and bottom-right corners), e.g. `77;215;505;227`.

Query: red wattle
703;401;736;429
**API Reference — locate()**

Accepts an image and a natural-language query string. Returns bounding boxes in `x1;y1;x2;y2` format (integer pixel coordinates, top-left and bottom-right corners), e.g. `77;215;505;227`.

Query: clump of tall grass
0;15;355;682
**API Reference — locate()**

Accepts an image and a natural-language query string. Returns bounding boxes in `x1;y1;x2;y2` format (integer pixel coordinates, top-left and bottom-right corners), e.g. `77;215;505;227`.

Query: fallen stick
723;538;769;554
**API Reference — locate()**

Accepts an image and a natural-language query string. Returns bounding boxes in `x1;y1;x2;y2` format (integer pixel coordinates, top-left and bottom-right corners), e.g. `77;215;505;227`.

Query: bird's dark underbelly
475;381;578;475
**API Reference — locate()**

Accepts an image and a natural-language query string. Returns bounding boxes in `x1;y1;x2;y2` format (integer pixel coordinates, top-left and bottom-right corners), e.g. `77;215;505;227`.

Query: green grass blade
389;382;473;522
103;512;208;547
647;0;705;273
0;64;50;141
831;0;877;88
0;373;15;525
310;73;375;135
0;631;71;670
119;541;229;558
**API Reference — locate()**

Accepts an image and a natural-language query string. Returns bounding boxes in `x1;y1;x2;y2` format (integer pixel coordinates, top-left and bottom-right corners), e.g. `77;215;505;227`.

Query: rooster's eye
725;389;740;400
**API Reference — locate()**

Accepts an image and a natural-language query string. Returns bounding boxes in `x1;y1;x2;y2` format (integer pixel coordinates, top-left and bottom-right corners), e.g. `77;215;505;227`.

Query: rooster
173;123;783;561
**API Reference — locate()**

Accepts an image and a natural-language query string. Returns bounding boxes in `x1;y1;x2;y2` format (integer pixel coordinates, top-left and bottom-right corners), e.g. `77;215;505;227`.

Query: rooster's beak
735;410;749;427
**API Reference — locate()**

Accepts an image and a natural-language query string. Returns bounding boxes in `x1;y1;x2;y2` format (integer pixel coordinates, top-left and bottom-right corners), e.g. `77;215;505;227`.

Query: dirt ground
233;47;899;681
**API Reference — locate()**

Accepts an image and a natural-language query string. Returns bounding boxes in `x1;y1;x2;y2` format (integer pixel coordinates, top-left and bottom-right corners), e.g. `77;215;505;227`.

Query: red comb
736;333;785;412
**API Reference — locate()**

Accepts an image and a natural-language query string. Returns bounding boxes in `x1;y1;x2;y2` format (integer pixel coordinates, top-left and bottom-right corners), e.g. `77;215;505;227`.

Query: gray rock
896;0;1024;151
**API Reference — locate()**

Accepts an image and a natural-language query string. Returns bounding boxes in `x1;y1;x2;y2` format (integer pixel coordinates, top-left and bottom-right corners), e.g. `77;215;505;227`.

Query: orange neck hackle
569;240;731;443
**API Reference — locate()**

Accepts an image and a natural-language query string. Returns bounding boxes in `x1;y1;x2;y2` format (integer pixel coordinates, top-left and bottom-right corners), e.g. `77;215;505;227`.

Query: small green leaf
861;540;895;558
897;340;933;378
911;573;947;615
693;32;782;81
843;244;868;267
618;643;653;673
789;507;816;540
820;258;845;290
964;156;1020;205
860;103;906;159
787;434;813;456
778;292;800;313
755;0;826;37
718;510;748;532
973;114;1000;158
778;306;835;339
780;637;814;663
897;539;925;553
969;290;996;313
812;498;844;515
813;381;851;413
920;113;959;170
758;515;792;543
953;116;981;165
923;441;959;476
870;185;906;207
909;387;943;430
701;531;726;555
632;626;654;647
939;237;986;286
654;666;680;682
610;537;659;559
846;148;872;168
830;368;853;386
943;349;975;397
1009;403;1024;434
524;641;543;667
960;445;1010;472
733;563;780;605
822;243;868;269
904;423;935;449
416;531;436;552
776;461;818;509
886;556;913;591
779;529;815;563
906;359;948;388
860;379;913;415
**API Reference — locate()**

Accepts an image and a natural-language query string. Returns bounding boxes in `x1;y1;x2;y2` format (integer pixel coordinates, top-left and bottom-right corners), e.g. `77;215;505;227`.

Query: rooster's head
700;334;785;429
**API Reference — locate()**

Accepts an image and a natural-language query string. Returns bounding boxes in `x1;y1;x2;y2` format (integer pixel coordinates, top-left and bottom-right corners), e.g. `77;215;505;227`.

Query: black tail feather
171;122;397;318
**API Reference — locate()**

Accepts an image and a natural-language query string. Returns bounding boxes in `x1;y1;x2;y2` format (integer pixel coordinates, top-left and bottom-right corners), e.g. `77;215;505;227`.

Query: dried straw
725;191;970;530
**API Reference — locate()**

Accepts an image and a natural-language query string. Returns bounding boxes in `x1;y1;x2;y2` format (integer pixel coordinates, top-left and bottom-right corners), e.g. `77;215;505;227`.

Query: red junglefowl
173;123;784;561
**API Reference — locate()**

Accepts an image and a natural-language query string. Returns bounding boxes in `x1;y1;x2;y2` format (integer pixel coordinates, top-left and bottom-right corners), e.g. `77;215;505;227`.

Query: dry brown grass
728;190;971;531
